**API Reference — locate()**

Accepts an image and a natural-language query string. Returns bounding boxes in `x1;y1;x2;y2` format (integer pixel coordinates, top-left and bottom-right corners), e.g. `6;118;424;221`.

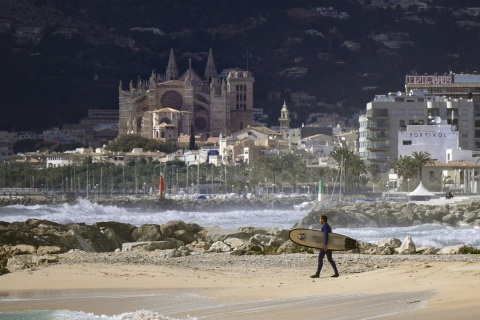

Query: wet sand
0;253;479;319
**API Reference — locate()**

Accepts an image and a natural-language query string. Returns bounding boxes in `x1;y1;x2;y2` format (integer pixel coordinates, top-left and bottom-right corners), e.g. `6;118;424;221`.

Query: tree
391;156;417;191
253;155;284;188
189;132;196;150
282;153;307;193
411;151;435;181
106;135;177;153
328;146;369;192
346;154;368;191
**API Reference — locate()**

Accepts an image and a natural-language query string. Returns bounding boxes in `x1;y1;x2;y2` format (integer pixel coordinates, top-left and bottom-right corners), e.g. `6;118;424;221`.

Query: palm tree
411;151;435;181
330;146;355;192
282;153;308;193
346;154;368;191
253;155;284;187
391;156;417;188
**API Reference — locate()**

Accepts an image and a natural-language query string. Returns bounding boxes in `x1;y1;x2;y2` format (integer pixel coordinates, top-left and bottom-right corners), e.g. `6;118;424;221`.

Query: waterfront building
359;90;474;165
405;73;480;150
119;48;254;140
398;122;459;162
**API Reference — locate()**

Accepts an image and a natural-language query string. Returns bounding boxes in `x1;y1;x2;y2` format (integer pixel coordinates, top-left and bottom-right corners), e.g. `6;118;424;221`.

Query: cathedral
118;48;254;141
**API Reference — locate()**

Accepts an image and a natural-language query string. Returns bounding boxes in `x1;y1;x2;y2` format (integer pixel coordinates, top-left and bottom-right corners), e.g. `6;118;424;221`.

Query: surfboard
289;228;358;251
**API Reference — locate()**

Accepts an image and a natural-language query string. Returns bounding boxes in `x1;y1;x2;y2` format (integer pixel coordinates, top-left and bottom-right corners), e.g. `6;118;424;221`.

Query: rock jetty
2;213;480;275
297;200;480;228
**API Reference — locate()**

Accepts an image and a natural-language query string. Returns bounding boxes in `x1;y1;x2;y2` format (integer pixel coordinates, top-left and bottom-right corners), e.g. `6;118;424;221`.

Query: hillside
1;0;480;131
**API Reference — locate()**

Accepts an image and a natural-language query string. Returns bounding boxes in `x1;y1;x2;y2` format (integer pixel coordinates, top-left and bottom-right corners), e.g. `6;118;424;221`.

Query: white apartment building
405;73;480;150
359;90;474;165
398;122;459;162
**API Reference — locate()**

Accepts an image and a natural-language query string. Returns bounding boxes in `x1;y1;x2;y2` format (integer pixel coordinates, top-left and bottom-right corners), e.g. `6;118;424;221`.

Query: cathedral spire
204;48;217;79
166;48;179;80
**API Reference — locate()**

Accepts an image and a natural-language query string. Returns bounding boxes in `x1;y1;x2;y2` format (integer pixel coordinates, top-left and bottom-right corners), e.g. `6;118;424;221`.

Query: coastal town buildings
118;48;254;141
358;90;474;165
405;73;480;150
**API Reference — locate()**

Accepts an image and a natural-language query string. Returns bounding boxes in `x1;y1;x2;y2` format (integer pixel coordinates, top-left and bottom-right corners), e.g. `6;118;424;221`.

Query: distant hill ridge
1;0;479;131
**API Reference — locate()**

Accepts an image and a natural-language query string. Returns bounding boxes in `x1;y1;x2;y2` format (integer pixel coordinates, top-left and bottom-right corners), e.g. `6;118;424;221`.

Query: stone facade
119;48;254;140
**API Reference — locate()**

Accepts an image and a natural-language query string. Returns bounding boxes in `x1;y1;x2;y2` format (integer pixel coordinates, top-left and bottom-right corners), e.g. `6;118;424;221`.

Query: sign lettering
405;75;453;85
409;132;448;138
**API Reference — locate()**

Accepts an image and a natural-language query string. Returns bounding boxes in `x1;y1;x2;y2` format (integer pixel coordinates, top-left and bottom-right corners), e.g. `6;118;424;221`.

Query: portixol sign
408;132;451;138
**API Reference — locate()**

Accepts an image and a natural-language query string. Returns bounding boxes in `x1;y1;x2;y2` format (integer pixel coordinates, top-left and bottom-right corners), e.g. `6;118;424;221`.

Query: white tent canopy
408;181;435;196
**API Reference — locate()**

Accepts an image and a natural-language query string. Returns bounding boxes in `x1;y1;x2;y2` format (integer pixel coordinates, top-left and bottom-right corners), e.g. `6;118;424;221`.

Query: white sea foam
0;199;307;229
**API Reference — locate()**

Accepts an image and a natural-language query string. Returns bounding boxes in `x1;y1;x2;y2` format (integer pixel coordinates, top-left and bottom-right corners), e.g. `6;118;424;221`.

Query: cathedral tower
279;100;290;132
226;70;254;133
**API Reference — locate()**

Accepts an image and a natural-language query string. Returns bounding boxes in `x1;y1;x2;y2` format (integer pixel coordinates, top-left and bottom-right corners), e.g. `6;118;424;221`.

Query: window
429;171;434;181
462;120;468;127
399;119;406;127
462;131;468;138
391;109;405;116
462;109;468;116
409;109;424;116
403;140;412;145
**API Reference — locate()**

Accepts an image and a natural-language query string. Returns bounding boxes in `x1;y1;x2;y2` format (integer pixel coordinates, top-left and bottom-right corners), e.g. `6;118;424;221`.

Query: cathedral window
161;90;183;109
160;117;171;124
237;103;239;110
243;93;246;101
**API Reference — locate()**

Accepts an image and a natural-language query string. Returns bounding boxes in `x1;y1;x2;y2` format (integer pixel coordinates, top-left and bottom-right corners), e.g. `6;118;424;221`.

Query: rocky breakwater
296;200;480;228
0;219;298;275
2;214;480;276
95;196;305;211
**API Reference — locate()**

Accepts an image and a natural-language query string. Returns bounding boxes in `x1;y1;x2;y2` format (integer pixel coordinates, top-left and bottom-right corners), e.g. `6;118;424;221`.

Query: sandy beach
0;252;479;319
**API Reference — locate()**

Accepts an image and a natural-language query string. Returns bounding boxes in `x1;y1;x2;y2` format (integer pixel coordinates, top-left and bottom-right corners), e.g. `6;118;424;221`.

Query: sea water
1;199;479;319
0;309;196;319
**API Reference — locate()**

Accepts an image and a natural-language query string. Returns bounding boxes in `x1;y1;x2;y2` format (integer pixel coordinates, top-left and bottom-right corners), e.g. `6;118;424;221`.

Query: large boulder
395;236;416;254
122;241;176;252
277;240;304;254
437;244;473;254
94;221;136;242
68;223;112;252
208;241;231;252
132;224;162;242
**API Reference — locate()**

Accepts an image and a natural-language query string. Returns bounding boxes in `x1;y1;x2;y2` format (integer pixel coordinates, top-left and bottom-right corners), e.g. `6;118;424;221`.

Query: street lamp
407;178;410;192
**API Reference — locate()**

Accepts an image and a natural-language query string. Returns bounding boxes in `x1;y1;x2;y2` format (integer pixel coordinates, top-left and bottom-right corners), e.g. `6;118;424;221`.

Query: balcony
366;120;389;129
367;132;389;140
367;142;389;150
365;152;388;162
366;109;388;119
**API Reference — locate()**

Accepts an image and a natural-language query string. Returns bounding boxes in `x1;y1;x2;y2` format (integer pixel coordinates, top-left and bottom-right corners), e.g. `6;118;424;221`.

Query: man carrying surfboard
310;215;340;278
